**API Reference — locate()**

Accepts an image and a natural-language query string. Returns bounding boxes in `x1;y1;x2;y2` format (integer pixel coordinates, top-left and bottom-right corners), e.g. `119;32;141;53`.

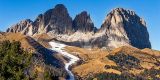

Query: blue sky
0;0;160;50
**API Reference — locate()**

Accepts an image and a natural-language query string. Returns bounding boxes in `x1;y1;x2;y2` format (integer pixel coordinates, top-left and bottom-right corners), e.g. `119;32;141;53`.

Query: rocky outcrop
99;8;151;49
7;4;73;35
6;19;35;35
73;11;96;32
33;4;73;34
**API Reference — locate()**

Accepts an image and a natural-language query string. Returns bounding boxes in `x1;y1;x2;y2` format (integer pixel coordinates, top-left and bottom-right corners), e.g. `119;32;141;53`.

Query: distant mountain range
6;4;151;49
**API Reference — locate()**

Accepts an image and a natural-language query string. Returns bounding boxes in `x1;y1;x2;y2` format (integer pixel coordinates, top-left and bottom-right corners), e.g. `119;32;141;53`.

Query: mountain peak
20;19;33;24
80;11;88;15
53;4;68;15
6;5;151;49
111;8;135;15
99;8;151;49
6;19;34;35
54;4;66;9
73;11;96;32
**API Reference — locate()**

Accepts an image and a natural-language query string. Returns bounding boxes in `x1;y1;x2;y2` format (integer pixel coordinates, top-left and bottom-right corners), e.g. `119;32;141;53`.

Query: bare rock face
99;8;151;49
6;19;35;35
73;11;96;32
33;4;73;34
7;4;73;35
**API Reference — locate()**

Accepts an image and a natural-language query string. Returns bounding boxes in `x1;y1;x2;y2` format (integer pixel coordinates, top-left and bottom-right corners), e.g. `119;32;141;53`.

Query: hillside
64;46;160;80
0;32;36;52
33;33;53;48
0;32;70;79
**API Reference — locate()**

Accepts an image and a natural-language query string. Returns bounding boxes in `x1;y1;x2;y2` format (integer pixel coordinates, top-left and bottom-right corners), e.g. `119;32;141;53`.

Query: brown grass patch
73;59;108;77
33;33;52;48
65;46;109;61
110;46;158;63
65;46;121;78
0;32;35;52
35;66;44;73
129;68;144;75
141;48;160;57
105;69;121;75
65;46;160;78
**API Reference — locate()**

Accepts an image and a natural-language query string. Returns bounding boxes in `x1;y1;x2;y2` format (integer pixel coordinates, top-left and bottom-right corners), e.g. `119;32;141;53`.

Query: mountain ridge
6;4;151;49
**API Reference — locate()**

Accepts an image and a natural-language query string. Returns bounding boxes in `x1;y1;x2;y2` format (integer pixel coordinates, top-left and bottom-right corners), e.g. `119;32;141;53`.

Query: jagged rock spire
73;11;96;32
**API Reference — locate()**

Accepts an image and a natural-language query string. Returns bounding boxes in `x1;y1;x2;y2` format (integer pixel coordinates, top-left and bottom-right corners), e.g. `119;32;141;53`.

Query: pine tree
0;40;32;80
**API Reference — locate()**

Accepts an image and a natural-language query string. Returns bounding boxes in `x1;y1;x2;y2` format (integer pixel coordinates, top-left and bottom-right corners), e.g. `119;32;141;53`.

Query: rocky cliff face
7;4;73;35
33;4;73;34
99;8;151;49
6;5;151;49
73;11;96;32
6;19;35;35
